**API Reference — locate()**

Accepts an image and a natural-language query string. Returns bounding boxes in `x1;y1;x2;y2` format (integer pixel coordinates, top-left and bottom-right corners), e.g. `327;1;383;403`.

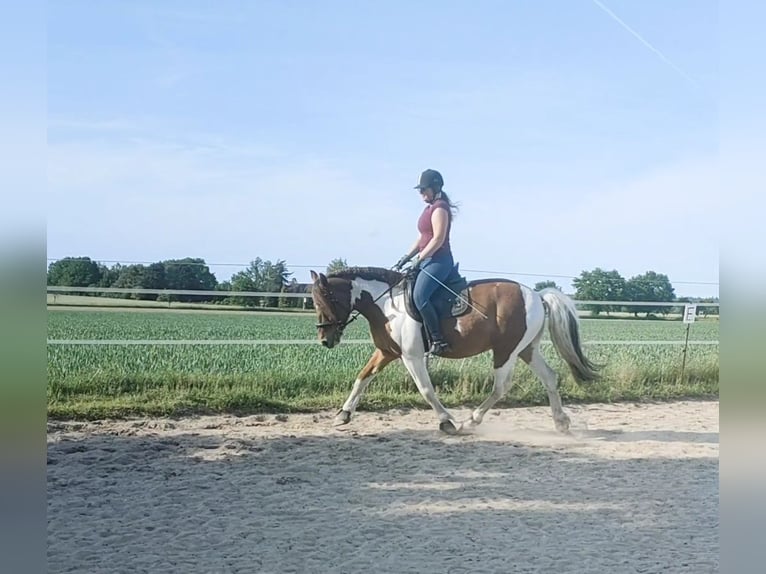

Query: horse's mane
327;266;404;287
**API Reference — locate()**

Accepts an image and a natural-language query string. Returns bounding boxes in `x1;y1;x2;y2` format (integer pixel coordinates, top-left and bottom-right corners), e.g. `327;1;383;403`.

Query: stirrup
428;340;451;357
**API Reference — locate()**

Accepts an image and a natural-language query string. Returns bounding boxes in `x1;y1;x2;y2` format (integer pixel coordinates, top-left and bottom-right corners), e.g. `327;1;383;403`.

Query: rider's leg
413;254;454;354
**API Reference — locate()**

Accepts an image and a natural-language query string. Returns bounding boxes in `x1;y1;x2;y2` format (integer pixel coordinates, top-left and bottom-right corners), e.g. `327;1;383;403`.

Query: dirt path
47;400;718;573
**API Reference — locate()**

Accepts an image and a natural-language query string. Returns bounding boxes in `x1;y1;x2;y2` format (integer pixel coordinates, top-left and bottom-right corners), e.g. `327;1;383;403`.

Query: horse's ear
310;270;319;283
319;273;329;287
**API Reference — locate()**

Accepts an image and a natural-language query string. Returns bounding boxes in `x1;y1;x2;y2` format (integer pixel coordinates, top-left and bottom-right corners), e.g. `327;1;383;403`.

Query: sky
45;0;722;297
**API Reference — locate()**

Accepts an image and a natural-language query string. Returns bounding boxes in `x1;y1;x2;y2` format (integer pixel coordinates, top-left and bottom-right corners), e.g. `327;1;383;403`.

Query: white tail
539;288;600;383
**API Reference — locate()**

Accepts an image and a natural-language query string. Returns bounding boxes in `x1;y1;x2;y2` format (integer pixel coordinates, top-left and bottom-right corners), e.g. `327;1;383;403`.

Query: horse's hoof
555;417;571;434
462;419;479;432
439;420;461;435
333;410;351;427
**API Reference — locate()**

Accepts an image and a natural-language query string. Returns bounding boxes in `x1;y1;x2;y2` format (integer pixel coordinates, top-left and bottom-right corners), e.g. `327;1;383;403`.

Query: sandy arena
47;400;718;573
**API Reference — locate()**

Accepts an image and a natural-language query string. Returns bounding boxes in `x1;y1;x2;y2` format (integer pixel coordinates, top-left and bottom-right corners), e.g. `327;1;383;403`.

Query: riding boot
420;304;451;356
428;339;451;357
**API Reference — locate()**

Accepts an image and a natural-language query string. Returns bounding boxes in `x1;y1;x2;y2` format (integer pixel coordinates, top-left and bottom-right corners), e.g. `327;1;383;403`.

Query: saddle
403;262;472;324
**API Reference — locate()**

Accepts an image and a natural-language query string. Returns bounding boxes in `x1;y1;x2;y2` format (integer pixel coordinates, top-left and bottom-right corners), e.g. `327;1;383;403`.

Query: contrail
591;0;700;89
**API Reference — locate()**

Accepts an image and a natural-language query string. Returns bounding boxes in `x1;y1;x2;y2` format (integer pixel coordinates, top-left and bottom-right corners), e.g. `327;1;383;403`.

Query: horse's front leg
334;348;397;427
400;354;463;435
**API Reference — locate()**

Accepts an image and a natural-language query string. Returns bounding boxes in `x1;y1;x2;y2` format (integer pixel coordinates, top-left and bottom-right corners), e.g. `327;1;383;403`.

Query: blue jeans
413;253;454;342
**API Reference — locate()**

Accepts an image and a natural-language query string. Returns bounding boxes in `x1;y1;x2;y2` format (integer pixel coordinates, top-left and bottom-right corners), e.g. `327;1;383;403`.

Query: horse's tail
538;288;601;383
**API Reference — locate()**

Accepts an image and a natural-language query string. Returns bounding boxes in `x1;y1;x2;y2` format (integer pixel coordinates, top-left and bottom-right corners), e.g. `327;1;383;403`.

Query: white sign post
681;305;697;381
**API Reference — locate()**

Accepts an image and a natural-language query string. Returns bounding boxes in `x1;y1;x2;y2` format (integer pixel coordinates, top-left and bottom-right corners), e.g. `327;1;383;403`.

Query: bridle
314;285;353;332
315;287;370;333
314;273;407;333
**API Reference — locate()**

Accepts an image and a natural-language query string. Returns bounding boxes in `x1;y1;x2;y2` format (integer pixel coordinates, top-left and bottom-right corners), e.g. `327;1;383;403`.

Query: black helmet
414;169;444;190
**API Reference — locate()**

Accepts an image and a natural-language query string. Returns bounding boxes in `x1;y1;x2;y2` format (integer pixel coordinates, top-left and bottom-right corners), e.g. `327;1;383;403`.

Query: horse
309;266;600;435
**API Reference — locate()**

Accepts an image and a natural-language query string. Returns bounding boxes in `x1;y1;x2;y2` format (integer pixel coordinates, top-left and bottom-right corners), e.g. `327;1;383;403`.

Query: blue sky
46;0;720;297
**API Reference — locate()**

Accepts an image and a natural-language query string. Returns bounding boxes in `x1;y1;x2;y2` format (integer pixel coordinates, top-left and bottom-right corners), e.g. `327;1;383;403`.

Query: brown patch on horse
488;282;528;368
436;281;527;367
355;348;399;380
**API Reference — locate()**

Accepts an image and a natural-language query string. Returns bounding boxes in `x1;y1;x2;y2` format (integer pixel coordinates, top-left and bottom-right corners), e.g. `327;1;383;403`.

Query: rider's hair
433;187;459;220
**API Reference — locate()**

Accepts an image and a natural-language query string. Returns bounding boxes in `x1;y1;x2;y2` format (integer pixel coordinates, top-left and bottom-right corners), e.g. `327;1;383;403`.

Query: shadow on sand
47;423;718;574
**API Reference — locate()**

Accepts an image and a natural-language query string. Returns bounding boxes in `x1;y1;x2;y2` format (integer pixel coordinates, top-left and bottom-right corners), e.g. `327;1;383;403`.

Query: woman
394;168;459;356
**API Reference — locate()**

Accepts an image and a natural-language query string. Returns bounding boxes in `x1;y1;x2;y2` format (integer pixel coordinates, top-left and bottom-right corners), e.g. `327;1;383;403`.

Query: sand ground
47;400;718;573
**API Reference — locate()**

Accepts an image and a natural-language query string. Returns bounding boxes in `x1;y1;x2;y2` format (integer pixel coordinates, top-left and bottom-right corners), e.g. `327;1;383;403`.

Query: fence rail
46;286;720;307
47;286;308;298
47;339;719;346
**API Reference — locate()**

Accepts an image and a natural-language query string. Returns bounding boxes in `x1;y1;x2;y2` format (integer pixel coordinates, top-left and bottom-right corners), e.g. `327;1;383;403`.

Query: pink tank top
417;199;452;257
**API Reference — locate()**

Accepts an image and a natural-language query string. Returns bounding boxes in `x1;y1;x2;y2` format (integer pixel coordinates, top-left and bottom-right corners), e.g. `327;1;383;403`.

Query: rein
315;272;406;332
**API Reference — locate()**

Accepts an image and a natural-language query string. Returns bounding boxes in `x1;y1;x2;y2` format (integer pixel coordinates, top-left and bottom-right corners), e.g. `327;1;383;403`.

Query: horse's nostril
321;340;329;347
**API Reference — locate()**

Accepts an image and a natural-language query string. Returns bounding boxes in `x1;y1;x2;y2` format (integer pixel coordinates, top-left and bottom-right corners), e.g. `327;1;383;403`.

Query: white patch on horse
348;278;417;351
377;286;423;356
400;354;454;424
349;279;391;309
342;373;378;413
385;286;408;318
521;285;546;340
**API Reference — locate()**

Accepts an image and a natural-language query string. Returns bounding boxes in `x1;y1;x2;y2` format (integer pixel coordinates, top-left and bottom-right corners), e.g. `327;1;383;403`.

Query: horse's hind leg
467;353;518;427
523;345;571;433
334;348;397;427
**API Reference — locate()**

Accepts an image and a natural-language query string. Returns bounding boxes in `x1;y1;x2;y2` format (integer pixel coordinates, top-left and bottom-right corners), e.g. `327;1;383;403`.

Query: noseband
314;287;351;332
316;318;347;330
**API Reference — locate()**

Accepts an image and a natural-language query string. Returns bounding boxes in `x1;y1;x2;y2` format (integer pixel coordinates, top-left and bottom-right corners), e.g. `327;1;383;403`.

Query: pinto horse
310;266;599;435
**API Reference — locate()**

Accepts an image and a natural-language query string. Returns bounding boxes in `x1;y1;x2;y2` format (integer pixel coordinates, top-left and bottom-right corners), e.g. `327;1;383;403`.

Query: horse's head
310;270;353;349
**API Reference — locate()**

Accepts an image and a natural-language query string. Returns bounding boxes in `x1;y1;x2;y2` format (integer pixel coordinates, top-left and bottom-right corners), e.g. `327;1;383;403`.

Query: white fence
46;286;721;308
47;338;719;346
47;286;719;347
47;286;308;298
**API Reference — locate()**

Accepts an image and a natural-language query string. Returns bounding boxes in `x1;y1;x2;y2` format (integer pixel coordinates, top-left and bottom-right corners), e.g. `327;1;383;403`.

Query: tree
47;257;103;289
572;268;626;316
326;258;348;275
230;262;259;307
145;263;167;289
97;263;123;289
213;281;233;305
284;278;312;309
112;264;153;300
161;258;217;302
534;280;560;291
624;271;675;317
229;258;292;308
261;259;292;307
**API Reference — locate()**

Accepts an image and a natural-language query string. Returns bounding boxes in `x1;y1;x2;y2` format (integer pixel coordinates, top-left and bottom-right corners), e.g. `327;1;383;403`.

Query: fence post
680;304;697;382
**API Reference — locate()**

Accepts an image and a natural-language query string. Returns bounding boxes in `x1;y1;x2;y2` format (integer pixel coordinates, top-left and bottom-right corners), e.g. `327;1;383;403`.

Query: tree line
47;257;718;316
46;256;349;309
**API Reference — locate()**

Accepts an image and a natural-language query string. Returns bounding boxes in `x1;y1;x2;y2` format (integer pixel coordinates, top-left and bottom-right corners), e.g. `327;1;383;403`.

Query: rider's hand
393;254;411;271
403;255;421;278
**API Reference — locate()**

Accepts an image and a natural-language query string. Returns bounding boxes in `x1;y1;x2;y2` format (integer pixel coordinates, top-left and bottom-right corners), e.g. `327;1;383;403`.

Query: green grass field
47;309;719;420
